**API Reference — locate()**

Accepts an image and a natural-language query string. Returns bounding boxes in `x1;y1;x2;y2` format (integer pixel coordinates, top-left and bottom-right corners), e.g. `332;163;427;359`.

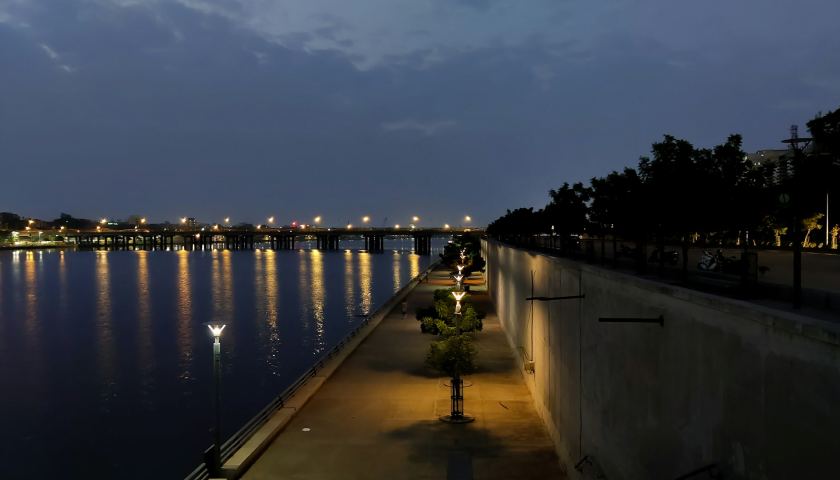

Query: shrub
426;334;477;378
420;317;440;334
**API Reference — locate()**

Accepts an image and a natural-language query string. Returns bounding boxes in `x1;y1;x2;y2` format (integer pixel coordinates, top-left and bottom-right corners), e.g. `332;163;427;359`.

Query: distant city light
362;216;370;223
465;215;471;222
314;216;322;224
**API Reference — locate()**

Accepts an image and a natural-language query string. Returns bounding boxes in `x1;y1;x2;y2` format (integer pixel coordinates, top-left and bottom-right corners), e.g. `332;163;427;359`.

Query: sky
1;0;839;227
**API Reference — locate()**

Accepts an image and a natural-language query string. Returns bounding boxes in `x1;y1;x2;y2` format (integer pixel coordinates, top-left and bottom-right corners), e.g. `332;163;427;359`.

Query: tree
802;213;825;247
543;182;590;253
426;334;477;378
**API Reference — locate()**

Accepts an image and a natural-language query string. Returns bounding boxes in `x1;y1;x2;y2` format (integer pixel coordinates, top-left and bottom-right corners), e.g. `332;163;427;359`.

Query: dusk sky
1;0;839;226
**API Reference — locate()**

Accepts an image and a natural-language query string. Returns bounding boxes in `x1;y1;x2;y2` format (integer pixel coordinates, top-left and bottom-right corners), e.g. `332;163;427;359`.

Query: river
0;241;437;478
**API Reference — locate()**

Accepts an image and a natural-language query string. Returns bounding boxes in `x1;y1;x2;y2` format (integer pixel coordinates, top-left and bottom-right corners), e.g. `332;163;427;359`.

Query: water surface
0;246;430;479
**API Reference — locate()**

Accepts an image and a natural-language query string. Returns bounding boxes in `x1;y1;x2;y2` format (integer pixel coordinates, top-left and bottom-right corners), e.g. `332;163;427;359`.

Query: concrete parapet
482;239;840;479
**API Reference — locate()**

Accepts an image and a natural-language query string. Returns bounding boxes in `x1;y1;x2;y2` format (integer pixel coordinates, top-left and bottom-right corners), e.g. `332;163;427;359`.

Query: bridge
62;227;480;255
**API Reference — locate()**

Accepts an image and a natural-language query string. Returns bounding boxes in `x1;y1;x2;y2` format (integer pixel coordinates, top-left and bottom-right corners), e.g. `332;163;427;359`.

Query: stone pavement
242;266;566;480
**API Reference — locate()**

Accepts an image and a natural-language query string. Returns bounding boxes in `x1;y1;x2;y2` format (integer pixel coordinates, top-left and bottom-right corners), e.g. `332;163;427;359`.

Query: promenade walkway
242;266;565;480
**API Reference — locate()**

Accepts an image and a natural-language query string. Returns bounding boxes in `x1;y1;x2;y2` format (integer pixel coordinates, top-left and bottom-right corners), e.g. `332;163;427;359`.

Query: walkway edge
219;259;440;480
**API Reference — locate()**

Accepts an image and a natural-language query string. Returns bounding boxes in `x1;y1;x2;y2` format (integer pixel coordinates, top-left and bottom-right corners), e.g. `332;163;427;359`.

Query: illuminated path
241;266;565;479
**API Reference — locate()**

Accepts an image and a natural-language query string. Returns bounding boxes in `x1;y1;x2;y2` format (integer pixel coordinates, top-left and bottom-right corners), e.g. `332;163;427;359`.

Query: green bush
434;299;454;319
420;317;440;334
426;334;477;377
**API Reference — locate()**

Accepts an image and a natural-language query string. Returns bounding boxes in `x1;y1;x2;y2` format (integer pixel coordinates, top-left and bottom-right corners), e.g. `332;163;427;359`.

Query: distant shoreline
0;243;73;251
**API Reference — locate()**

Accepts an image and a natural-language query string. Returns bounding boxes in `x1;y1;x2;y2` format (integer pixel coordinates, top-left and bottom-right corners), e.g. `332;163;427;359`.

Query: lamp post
452;290;466;319
782;125;812;309
441;289;473;423
203;321;227;476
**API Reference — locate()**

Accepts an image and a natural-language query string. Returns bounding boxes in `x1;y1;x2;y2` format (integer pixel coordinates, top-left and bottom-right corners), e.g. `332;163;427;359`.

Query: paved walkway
242;267;565;480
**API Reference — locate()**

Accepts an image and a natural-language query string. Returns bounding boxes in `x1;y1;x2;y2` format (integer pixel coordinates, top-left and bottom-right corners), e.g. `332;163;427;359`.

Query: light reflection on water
310;249;326;355
177;250;193;382
0;248;431;479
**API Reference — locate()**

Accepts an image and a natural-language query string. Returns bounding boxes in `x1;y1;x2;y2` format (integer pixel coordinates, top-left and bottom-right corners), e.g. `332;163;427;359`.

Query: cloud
38;42;76;73
40;43;58;59
93;0;595;70
381;119;457;136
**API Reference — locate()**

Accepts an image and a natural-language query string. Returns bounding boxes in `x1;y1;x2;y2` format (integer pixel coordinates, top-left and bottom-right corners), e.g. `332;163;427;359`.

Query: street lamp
464;215;471;224
453;273;464;289
267;216;275;226
456;264;465;275
782;125;813;309
314;216;322;225
451;291;466;316
203;321;227;476
362;215;370;224
412;216;420;224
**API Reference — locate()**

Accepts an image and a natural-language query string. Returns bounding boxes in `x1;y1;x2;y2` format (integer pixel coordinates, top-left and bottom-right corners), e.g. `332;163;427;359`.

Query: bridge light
100;218;107;224
412;216;419;223
362;216;370;224
347;224;353;229
314;216;322;224
180;217;187;224
224;217;230;224
395;224;400;229
444;224;450;229
140;217;146;224
267;216;274;224
465;215;471;223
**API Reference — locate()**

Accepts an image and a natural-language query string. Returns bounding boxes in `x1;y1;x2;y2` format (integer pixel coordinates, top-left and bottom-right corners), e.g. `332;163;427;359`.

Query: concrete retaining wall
482;239;840;480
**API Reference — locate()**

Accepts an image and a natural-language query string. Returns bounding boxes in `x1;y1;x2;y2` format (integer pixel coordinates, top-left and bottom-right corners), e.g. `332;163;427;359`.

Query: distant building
746;148;794;185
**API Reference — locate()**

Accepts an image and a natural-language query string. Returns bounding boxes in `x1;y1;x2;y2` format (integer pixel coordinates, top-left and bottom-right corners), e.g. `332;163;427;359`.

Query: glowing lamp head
180;217;187;224
412;216;419;222
100;218;107;224
451;291;466;302
457;265;465;273
362;216;370;223
28;219;35;225
314;216;322;224
454;274;463;283
465;215;471;222
444;224;450;229
140;218;146;224
204;322;227;342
